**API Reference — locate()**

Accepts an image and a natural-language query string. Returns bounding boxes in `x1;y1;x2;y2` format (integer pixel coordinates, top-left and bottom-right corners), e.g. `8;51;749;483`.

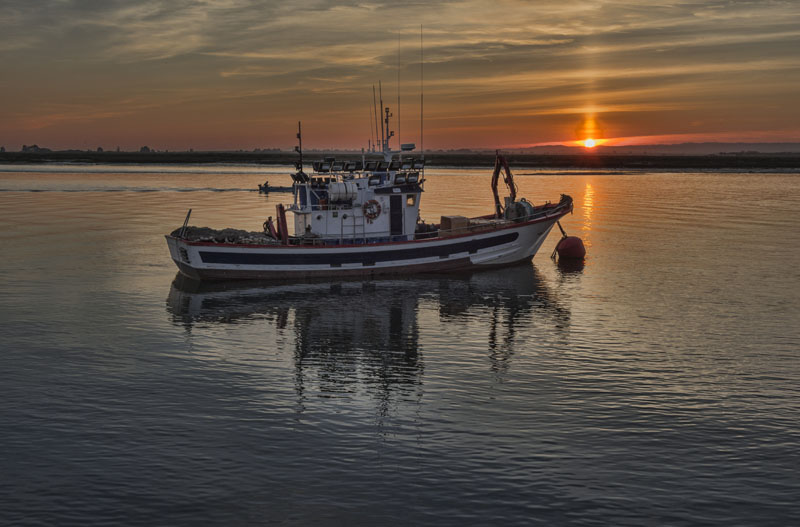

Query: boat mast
292;121;307;183
379;81;385;153
295;121;303;171
379;82;396;162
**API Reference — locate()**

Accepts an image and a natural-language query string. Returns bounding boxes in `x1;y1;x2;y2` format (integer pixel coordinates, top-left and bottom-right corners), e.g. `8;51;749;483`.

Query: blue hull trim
199;232;519;266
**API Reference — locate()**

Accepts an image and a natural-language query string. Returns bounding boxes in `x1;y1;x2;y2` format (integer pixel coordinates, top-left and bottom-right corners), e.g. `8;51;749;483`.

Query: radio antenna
420;24;424;159
372;84;380;153
397;33;401;159
368;97;375;152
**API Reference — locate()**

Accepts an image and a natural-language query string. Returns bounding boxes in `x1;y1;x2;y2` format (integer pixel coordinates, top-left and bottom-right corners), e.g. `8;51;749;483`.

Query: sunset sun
584;138;596;148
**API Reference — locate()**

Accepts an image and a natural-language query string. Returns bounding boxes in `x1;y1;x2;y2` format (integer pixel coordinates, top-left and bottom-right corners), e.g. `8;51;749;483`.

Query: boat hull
166;210;568;281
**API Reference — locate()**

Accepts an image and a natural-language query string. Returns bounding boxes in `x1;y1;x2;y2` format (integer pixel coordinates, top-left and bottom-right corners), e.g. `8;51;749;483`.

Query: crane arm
491;150;518;218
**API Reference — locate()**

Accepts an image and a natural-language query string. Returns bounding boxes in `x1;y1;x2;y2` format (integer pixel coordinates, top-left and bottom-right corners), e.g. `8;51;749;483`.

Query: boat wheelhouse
287;154;426;245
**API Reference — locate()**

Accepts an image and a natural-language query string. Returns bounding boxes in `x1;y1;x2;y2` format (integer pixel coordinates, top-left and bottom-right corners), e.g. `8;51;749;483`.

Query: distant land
2;143;800;170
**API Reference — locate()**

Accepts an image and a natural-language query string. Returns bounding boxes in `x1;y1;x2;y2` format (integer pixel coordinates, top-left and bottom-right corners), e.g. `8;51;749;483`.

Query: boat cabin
288;156;425;243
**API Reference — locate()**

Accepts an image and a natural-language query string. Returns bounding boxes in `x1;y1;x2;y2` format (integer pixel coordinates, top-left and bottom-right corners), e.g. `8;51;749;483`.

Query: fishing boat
166;109;574;281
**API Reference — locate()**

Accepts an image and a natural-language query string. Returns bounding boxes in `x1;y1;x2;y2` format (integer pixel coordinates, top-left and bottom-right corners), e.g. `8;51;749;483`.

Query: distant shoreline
2;151;800;170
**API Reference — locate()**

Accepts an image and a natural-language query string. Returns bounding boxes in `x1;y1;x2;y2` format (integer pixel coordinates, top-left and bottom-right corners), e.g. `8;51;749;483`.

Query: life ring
362;199;381;220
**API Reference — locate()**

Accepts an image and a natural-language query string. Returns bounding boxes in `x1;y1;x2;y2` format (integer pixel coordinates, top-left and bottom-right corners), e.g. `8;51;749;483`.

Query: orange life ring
362;199;381;220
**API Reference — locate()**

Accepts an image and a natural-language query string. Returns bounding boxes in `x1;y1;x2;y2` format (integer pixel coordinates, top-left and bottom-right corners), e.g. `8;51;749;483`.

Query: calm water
1;165;799;526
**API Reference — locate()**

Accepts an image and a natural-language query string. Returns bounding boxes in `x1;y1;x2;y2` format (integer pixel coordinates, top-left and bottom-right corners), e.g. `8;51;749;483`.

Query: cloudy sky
2;0;799;150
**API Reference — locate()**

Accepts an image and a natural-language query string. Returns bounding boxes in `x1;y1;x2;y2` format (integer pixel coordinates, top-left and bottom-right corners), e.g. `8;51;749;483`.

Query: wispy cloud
2;0;800;149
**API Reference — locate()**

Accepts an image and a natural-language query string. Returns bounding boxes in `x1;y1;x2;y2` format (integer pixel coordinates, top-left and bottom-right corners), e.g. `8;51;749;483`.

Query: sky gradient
2;0;800;151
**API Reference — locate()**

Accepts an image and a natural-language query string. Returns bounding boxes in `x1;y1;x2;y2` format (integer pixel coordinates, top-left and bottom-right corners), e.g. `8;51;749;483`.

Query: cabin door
390;195;403;236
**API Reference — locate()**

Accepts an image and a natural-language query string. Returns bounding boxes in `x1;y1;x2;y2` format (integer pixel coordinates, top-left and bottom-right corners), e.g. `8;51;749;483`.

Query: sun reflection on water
582;182;594;236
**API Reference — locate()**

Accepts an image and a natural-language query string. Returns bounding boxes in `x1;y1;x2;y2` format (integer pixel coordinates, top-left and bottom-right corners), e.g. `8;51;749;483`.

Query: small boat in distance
257;180;293;194
166;110;574;281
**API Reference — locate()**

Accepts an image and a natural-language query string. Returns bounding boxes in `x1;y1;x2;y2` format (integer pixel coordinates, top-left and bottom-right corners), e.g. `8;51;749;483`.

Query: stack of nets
170;226;278;245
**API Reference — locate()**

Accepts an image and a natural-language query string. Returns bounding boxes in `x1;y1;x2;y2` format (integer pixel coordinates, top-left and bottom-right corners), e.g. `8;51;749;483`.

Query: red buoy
556;236;586;260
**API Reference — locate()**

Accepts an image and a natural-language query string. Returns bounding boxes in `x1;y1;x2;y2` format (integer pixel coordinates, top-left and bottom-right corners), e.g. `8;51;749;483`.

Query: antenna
379;81;385;151
368;98;375;152
397;33;401;159
372;85;380;153
420;24;424;159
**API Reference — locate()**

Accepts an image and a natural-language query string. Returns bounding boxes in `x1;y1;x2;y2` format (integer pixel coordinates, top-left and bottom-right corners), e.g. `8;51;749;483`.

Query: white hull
166;211;567;281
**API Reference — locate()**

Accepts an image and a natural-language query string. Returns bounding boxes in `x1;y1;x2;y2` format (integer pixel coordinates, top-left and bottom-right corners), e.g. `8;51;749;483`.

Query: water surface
1;165;799;525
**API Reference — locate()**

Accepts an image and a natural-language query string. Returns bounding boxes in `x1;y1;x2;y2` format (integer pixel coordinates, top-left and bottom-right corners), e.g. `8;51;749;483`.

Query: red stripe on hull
174;257;487;281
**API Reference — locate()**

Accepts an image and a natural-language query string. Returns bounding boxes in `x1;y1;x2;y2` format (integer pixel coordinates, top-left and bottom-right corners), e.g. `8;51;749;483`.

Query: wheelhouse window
406;194;416;207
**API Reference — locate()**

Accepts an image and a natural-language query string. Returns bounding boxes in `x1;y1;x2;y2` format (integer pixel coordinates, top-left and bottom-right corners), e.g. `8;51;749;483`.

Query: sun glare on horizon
584;138;596;148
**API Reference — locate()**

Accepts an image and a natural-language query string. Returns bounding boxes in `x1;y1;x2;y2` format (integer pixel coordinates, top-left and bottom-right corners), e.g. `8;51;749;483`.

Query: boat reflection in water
166;264;570;413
